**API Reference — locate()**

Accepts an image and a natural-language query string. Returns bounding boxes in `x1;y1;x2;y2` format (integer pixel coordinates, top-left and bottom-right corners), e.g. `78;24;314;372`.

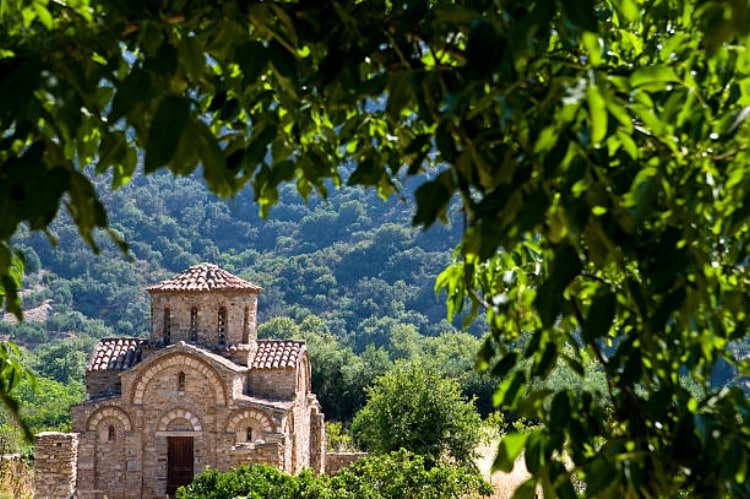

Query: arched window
108;425;116;442
242;306;249;343
218;307;226;343
177;372;186;392
163;308;171;344
246;427;253;442
190;307;198;341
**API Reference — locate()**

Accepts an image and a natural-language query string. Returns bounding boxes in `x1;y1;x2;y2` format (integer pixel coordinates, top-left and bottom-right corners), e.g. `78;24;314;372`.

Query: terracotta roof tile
87;338;145;372
147;263;262;293
251;340;304;370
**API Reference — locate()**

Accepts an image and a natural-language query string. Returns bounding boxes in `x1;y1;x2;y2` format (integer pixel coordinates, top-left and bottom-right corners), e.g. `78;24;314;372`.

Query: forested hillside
0;170;502;446
1;170;746;456
12;169;464;338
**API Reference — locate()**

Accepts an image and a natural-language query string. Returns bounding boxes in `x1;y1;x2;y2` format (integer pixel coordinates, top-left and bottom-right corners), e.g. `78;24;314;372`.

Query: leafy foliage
176;451;491;499
2;0;750;495
329;449;493;499
351;362;481;468
175;465;324;499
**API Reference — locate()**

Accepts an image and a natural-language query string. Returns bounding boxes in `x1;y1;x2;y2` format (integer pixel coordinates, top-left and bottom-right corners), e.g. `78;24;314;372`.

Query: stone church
34;263;327;498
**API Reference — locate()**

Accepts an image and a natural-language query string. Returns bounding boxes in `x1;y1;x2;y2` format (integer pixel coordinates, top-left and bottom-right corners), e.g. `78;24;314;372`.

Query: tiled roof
251;340;305;369
88;338;145;372
147;263;262;293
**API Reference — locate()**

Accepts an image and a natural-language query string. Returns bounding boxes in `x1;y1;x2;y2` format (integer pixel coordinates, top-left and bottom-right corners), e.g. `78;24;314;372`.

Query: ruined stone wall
325;453;368;475
228;439;285;469
291;402;310;473
309;405;326;475
150;291;258;348
34;432;78;499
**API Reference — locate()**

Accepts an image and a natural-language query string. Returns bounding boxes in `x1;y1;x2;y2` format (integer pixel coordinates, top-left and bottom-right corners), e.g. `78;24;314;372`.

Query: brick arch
225;408;274;434
86;406;132;432
157;408;203;432
131;352;227;406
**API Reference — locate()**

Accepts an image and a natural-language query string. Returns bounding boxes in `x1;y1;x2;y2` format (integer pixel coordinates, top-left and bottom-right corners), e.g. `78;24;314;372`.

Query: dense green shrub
176;465;326;499
330;450;493;498
176;451;492;499
351;363;482;468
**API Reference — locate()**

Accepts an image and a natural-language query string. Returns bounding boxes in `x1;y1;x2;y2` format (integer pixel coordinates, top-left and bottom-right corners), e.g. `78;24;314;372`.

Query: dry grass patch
0;457;33;499
476;441;535;499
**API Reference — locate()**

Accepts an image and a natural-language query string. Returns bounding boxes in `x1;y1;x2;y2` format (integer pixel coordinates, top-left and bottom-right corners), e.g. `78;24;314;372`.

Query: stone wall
325;452;368;475
247;368;297;399
309;406;326;475
86;370;121;399
150;291;258;348
229;439;285;469
34;432;78;499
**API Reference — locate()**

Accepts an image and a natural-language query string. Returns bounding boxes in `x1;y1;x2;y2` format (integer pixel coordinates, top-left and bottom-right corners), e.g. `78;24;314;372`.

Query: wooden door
167;437;194;496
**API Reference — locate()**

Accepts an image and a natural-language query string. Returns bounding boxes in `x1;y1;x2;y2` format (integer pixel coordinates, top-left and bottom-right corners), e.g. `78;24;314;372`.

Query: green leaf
236;41;268;85
587;83;607;144
144;96;191;172
66;171;108;251
493;370;526;408
582;287;616;342
413;172;454;228
1;141;68;234
630;178;659;224
246;117;279;164
511;479;539;499
148;42;178;77
347;158;383;187
560;0;597;32
32;3;53;29
630;66;680;89
110;70;151;122
465;19;504;79
490;351;520;378
534;245;582;328
436;122;458;162
616;0;640;21
386;72;413;122
524;430;547;474
268;41;297;79
178;36;206;82
0;57;41;127
493;432;529;472
532;340;558;378
584;457;618;496
196;122;233;197
549;391;571;432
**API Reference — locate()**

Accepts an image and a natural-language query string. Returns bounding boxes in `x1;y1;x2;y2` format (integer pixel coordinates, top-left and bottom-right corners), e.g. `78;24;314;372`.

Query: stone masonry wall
310;406;326;475
228;440;285;469
86;370;121;399
150;291;258;349
34;432;78;499
325;453;368;475
247;369;297;399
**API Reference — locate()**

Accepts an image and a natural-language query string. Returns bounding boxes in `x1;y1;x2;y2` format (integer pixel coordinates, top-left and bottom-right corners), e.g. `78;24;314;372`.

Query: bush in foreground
176;450;492;498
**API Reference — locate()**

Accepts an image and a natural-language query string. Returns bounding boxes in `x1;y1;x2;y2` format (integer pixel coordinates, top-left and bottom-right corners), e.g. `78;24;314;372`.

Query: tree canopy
351;362;482;468
3;0;750;495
